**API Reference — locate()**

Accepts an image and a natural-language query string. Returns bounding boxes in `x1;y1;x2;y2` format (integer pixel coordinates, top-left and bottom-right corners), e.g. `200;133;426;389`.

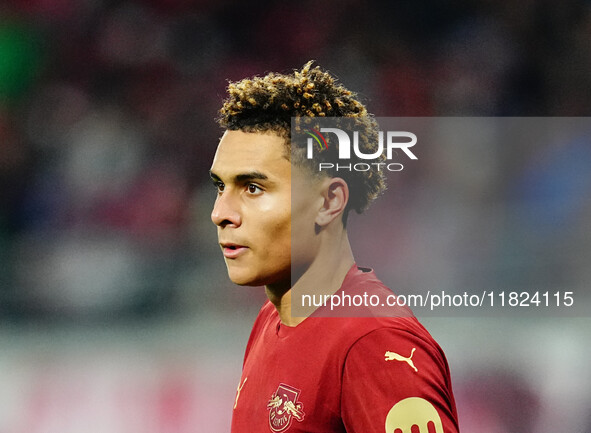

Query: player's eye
212;180;225;193
247;183;262;194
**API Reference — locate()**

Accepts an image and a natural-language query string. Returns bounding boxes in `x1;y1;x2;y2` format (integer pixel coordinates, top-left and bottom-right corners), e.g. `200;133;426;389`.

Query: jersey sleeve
341;327;459;433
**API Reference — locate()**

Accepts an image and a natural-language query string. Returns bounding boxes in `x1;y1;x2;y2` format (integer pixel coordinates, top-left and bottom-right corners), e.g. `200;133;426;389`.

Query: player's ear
315;177;349;227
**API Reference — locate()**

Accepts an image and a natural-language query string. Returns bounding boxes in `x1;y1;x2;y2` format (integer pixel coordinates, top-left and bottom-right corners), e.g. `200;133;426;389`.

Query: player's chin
229;275;258;286
225;260;289;287
227;269;279;287
226;266;261;287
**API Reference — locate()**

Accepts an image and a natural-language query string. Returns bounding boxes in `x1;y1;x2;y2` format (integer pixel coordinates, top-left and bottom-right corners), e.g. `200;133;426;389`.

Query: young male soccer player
210;62;459;432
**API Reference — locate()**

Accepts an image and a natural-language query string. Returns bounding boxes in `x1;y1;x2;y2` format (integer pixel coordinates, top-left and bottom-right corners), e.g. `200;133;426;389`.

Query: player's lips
220;242;248;259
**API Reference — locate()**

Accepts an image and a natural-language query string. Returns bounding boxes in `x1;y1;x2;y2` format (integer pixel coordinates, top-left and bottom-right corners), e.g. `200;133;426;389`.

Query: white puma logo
234;377;247;409
384;348;418;372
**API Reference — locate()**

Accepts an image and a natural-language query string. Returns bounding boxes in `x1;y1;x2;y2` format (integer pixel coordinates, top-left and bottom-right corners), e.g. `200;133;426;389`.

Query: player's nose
211;192;241;227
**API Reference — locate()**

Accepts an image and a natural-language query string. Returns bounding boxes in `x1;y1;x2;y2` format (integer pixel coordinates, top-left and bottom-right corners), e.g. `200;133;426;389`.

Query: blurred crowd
0;0;590;321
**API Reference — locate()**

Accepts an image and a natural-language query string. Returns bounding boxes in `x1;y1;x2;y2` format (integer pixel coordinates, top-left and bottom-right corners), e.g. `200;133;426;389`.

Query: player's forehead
210;130;290;179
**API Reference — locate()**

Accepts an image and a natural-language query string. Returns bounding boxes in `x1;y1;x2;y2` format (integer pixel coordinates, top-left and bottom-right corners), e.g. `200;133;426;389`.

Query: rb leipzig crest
266;383;305;432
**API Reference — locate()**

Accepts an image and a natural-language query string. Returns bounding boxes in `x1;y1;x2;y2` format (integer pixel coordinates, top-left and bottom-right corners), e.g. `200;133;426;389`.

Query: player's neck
266;230;355;327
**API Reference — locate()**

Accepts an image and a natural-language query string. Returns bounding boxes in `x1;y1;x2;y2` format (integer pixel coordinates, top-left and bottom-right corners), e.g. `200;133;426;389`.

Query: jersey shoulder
242;301;277;363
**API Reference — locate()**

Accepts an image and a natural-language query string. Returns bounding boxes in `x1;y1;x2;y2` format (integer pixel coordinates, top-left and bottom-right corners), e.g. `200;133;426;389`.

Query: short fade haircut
217;61;386;218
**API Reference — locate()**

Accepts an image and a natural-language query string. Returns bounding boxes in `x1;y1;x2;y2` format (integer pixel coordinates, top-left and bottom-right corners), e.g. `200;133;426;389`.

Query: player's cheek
264;233;289;273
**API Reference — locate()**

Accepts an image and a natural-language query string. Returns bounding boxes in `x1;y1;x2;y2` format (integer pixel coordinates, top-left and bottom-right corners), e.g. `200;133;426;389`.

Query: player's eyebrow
209;170;269;184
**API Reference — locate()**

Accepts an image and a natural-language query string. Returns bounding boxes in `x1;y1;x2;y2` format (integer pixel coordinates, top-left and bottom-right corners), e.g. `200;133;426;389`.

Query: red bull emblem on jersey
267;383;305;432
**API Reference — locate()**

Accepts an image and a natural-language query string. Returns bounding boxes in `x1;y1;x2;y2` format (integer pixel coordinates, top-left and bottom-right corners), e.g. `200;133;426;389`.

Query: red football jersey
231;265;459;433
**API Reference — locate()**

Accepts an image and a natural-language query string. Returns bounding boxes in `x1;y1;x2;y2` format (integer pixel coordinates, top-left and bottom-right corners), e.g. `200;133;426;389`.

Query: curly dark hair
217;61;386;217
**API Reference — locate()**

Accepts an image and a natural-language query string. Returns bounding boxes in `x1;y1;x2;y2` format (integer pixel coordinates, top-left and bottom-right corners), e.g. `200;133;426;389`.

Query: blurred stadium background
0;0;590;431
